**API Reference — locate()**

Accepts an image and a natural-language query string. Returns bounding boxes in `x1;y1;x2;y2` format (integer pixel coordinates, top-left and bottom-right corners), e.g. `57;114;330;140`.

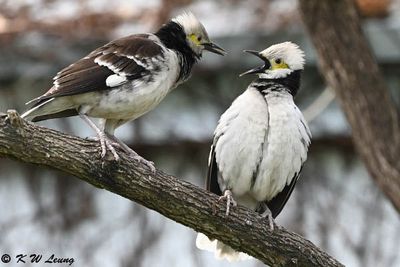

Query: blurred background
0;0;400;266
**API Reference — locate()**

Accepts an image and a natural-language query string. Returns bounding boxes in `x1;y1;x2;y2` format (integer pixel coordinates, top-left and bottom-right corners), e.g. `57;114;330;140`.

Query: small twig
303;87;335;122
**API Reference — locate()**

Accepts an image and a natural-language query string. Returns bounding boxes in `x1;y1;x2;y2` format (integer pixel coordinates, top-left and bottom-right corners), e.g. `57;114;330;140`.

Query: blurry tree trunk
0;110;343;267
299;0;400;213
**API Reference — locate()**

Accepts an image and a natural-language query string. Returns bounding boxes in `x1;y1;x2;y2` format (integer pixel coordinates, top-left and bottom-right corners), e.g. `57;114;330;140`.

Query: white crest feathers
260;42;305;70
172;11;206;35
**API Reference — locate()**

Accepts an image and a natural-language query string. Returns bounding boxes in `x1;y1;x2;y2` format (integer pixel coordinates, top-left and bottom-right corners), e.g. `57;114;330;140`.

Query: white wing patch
105;74;128;87
122;54;149;69
94;57;128;76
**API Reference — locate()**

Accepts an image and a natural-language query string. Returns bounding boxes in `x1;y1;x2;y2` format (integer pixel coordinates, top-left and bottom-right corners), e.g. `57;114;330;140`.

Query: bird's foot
79;114;120;161
213;190;237;216
97;133;120;161
260;206;275;231
130;152;156;173
105;135;156;173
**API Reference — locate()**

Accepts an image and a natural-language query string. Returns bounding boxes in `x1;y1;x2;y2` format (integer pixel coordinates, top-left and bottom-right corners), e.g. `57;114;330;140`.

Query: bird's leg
258;203;275;231
106;134;156;173
213;189;237;216
79;114;120;161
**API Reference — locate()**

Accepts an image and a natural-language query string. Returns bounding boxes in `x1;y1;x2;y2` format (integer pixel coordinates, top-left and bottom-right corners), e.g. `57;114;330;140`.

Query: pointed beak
239;50;271;77
203;42;227;56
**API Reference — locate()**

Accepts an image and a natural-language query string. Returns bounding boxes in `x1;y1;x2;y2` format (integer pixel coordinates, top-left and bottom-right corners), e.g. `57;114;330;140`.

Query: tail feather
21;98;55;121
31;109;78;122
196;233;251;261
25;96;44;106
21;97;75;122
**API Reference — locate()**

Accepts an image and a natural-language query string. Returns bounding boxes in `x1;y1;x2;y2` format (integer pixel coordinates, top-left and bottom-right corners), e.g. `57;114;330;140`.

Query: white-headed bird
21;12;225;170
196;42;311;261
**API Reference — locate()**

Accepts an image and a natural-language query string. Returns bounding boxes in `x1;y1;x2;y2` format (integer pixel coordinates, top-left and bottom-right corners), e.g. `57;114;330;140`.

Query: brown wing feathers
30;34;164;107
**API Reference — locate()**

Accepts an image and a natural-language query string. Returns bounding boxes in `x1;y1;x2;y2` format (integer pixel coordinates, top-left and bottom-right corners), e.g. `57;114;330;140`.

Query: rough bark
0;110;343;267
299;0;400;213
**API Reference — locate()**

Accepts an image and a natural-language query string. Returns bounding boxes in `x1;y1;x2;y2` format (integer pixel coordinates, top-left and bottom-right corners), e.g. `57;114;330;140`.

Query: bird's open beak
239;50;271;76
203;42;227;56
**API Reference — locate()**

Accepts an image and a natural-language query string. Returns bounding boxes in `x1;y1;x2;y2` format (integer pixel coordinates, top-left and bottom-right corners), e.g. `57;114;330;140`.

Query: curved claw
92;133;120;161
104;138;120;161
260;206;276;231
213;190;237;216
134;155;156;173
79;114;120;161
105;134;156;173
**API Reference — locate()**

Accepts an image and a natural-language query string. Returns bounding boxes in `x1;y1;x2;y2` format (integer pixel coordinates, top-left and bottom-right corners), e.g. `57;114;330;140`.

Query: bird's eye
275;58;282;64
197;36;202;42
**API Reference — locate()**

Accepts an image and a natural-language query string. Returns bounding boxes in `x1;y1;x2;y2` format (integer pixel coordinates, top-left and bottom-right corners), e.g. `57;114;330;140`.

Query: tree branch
299;0;400;213
0;110;343;267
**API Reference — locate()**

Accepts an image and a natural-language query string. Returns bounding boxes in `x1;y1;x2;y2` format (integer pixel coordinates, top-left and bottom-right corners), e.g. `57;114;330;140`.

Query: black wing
266;168;302;219
29;34;164;106
205;144;223;196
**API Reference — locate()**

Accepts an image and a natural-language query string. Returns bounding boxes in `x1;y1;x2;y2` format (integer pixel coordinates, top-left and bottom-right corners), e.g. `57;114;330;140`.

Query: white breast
214;88;310;209
252;91;310;202
214;88;269;208
83;48;180;120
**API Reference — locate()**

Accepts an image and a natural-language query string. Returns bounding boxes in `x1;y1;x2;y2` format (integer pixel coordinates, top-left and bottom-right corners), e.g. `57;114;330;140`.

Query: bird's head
240;42;305;79
172;12;226;57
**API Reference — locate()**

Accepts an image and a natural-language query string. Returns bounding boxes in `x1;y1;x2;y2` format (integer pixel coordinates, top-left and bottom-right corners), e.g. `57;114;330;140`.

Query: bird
196;42;311;261
21;12;225;171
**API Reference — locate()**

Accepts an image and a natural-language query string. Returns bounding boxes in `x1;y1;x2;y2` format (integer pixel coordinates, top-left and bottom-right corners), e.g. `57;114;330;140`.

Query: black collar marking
253;70;302;96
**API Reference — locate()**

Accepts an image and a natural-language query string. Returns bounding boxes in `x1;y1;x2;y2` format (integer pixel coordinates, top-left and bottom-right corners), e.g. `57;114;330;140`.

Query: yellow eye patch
271;58;289;70
189;34;201;45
